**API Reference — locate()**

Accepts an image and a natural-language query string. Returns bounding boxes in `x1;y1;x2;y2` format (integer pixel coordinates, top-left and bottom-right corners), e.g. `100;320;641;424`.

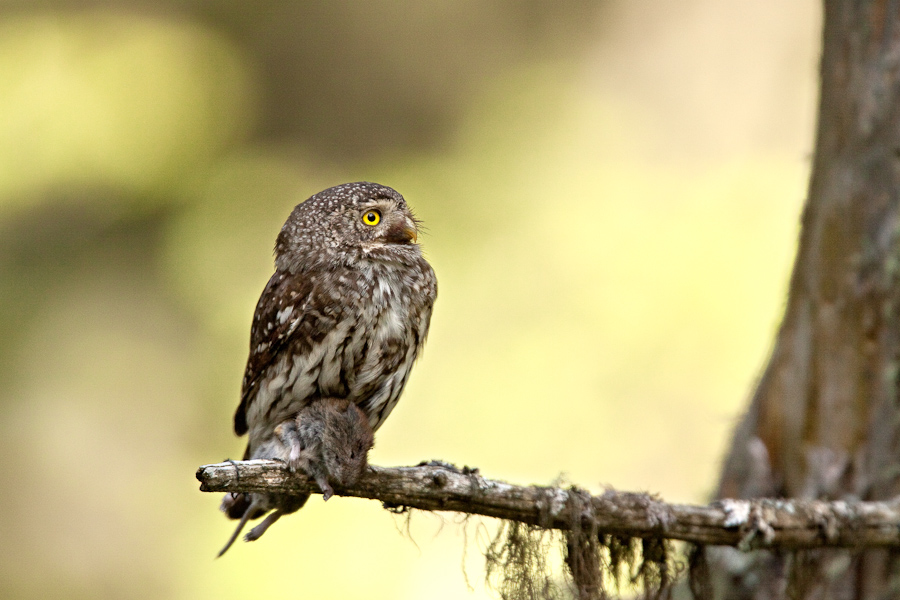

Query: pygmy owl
218;182;436;554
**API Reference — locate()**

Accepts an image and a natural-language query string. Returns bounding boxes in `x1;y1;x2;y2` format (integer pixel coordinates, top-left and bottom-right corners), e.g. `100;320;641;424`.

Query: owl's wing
233;270;319;436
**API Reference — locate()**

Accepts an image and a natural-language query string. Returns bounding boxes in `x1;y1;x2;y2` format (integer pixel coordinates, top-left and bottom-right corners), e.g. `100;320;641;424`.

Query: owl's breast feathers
234;258;436;441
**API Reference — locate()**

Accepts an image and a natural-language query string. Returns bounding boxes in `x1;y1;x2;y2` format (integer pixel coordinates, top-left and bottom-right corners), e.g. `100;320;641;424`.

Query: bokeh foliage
0;1;818;598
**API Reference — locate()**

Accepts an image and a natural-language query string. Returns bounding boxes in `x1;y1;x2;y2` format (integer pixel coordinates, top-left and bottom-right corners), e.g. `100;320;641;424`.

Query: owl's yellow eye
362;210;381;226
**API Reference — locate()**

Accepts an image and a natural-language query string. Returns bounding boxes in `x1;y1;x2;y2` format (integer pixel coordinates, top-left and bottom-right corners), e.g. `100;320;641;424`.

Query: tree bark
714;1;900;597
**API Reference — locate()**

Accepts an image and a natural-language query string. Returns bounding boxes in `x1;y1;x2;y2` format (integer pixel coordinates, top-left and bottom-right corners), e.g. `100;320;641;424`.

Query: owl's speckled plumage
219;182;436;554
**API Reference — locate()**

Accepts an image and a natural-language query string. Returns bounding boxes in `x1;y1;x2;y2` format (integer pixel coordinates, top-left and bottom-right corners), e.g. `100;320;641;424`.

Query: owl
218;182;436;554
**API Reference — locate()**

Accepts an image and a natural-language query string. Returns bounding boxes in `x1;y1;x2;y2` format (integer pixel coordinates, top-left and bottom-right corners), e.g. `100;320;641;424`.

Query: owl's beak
404;217;418;244
385;216;418;244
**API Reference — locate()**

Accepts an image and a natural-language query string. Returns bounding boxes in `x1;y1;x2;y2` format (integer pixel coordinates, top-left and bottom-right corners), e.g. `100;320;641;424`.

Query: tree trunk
713;1;900;597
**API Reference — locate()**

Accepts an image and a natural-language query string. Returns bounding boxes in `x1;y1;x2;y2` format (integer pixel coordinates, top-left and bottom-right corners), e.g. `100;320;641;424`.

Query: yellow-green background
0;1;818;598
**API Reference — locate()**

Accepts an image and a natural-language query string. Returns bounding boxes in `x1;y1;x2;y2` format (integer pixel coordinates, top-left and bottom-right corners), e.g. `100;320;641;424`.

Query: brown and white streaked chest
360;258;435;355
346;257;436;427
240;256;435;447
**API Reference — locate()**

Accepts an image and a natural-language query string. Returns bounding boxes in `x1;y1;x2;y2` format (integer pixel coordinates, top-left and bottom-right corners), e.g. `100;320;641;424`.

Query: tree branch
197;459;900;550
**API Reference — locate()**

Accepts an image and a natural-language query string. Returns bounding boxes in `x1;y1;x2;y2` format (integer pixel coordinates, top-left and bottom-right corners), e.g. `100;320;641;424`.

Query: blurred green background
0;1;818;598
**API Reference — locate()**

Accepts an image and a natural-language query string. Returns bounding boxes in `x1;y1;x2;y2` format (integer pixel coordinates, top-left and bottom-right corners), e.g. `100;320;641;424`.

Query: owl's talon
275;422;304;472
286;442;306;472
288;452;302;472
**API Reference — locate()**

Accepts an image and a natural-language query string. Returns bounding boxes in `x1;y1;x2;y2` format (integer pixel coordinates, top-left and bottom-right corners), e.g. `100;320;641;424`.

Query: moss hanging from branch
483;488;678;600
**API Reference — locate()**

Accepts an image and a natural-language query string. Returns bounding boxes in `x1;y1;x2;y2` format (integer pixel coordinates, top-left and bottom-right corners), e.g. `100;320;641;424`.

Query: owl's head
275;182;422;273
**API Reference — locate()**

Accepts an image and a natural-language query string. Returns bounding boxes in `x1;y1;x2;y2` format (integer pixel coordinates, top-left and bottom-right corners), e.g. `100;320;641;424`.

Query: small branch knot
738;502;776;551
